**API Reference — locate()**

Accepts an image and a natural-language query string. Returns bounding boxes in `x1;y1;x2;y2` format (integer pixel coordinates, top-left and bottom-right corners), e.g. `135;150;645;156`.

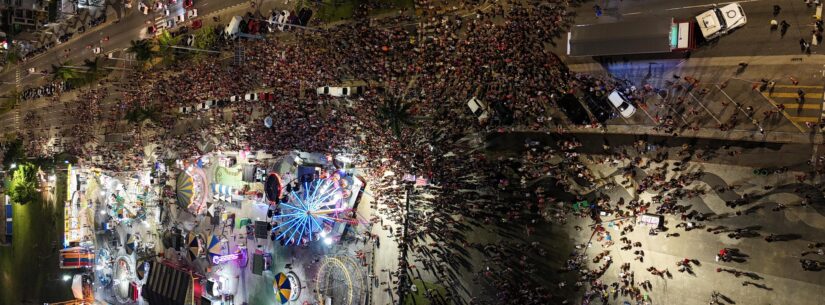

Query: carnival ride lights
273;178;349;245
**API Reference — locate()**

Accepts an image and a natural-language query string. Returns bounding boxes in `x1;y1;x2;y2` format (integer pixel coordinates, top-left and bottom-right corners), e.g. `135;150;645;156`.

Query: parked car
244;93;259;101
277;10;290;31
558;94;591;125
467;97;489;123
607;90;636;118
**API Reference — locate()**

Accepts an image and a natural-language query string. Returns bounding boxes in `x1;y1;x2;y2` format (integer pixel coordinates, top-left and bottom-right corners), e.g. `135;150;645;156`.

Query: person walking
780;20;790;37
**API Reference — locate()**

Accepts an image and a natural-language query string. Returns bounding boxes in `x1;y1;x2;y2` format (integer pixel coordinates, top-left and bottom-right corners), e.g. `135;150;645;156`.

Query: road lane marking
664;0;761;11
770;92;823;99
789;116;820;123
773;85;823;89
757;92;807;132
778;103;822;109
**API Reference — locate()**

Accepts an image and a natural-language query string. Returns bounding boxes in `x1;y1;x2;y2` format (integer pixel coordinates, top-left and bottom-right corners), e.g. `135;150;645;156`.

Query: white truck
696;3;747;40
225;16;243;39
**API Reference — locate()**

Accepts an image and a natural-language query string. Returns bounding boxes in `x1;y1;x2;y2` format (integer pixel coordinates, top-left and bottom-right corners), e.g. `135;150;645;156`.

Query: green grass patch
316;0;358;22
371;0;414;15
0;170;72;304
404;279;451;305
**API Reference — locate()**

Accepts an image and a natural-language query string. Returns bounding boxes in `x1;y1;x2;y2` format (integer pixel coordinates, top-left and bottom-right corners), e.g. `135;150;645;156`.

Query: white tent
71;274;84;299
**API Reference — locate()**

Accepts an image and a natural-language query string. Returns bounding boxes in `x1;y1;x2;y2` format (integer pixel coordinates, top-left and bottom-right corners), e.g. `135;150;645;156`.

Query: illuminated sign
212;254;239;264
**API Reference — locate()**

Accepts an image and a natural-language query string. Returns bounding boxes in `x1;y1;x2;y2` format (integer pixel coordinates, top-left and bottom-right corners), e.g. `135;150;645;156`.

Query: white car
244;93;259;101
229;95;243;102
467;97;489;122
317;86;348;97
277;10;290;31
607;90;636;118
92;47;102;54
176;14;185;23
179;106;192;114
696;3;746;39
138;2;149;14
187;9;198;18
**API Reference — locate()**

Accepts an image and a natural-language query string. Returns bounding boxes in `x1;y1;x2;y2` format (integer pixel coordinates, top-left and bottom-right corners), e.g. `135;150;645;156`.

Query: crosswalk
154;15;168;32
762;84;824;129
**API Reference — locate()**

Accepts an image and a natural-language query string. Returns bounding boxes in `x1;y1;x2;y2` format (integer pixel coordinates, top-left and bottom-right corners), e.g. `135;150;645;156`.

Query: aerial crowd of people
6;0;825;304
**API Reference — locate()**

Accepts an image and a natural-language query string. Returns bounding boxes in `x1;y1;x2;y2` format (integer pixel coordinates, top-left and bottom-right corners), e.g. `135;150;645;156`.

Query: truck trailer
567;17;695;57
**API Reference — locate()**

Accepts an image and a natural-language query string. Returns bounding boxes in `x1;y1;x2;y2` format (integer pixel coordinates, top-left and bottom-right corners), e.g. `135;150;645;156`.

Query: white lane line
665;0;761;11
624;12;642;15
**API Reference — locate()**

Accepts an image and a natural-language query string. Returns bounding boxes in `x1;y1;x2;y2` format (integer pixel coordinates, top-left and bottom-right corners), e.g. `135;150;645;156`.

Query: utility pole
397;183;412;305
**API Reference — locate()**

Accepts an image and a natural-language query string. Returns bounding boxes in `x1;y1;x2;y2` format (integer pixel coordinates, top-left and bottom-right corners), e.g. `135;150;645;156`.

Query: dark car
583;93;615;123
558;94;591;125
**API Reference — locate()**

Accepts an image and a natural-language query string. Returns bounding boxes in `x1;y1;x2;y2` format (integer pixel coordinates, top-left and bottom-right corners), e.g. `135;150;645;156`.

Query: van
466;97;489;123
607;90;636;118
225;16;243;39
696;3;746;39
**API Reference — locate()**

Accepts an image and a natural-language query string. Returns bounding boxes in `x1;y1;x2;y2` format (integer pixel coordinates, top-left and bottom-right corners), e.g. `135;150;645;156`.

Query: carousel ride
176;166;209;215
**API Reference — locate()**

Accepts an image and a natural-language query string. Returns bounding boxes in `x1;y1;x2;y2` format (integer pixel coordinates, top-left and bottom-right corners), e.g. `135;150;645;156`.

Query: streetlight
61;274;71;282
10;163;16;169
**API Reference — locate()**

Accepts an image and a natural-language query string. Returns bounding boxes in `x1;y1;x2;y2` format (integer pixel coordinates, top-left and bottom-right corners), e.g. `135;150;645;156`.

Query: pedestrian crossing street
762;84;824;125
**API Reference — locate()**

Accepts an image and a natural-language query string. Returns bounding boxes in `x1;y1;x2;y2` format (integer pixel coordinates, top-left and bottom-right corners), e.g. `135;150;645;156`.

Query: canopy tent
211;183;234;202
125;233;137;254
273;272;291;304
176;172;194;208
188;234;203;261
72;275;84;299
207;235;222;262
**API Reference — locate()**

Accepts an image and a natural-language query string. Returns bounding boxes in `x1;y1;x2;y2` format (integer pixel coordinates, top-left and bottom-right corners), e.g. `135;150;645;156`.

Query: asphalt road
573;0;821;57
4;0;248;93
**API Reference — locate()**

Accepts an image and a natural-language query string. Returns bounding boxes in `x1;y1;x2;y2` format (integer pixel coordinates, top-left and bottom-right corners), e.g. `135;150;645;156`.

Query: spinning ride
272;177;350;246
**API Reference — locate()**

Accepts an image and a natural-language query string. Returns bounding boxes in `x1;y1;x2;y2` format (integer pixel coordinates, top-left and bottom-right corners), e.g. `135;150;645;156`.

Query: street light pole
397;184;412;305
169;45;221;54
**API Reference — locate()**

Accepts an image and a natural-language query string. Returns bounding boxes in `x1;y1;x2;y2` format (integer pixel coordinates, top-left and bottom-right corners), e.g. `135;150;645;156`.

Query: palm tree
50;62;81;82
155;30;181;65
378;98;415;139
82;57;107;82
128;39;155;61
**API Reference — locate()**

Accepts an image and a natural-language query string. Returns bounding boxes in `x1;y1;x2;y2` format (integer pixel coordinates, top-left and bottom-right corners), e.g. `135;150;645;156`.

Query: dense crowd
9;0;661;303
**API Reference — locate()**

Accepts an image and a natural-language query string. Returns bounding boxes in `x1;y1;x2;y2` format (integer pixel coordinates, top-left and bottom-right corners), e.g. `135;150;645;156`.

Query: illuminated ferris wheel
272;177;350;246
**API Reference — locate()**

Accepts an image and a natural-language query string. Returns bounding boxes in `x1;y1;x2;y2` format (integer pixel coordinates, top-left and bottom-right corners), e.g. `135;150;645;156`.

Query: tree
125;105;162;124
155;29;182;65
378;98;415;139
8;163;38;205
50;62;81;82
81;57;107;83
193;25;217;51
128;39;155;61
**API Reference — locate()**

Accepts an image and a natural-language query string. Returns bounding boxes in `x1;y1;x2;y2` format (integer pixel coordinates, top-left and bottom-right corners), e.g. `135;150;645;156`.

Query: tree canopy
378;98;415;139
128;39;155;61
8;163;38;205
